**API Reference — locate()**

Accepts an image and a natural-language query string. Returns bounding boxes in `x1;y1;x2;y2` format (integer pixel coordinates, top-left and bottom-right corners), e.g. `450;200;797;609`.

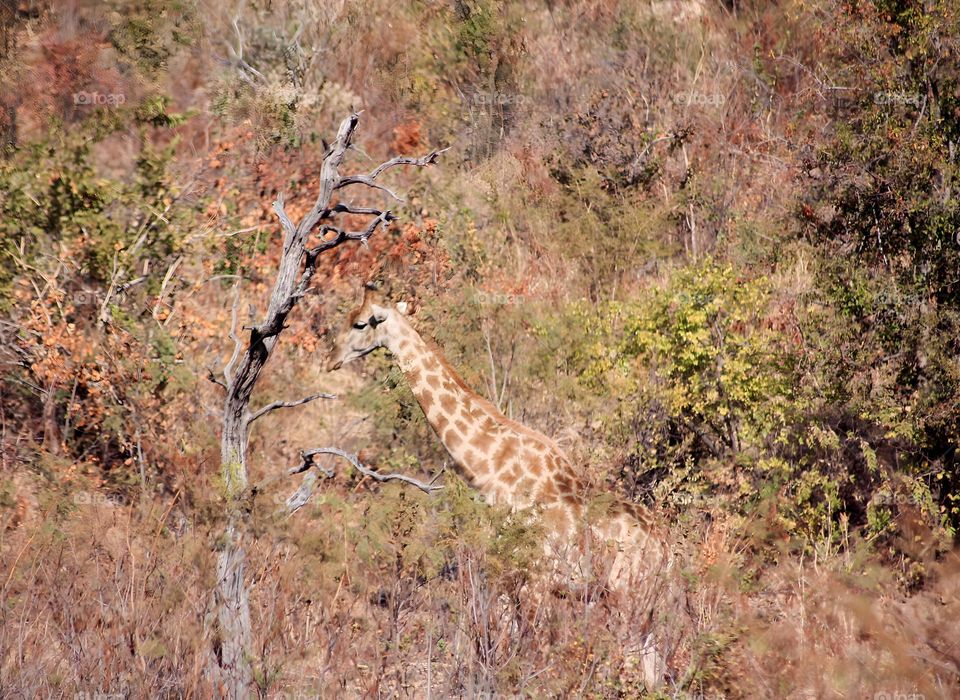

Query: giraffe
326;285;671;593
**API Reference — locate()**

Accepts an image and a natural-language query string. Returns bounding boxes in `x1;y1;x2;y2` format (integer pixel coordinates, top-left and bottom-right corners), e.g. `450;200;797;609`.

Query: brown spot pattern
444;430;461;449
469;431;495;452
418;388;434;408
493;437;519;464
439;393;457;414
538;481;558;501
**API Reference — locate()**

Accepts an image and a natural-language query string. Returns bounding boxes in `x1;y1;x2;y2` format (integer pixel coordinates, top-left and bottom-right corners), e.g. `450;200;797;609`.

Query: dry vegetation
1;0;958;697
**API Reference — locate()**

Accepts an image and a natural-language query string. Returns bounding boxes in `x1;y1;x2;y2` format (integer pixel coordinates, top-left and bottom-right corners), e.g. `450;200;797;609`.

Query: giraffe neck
383;316;579;514
385;317;498;495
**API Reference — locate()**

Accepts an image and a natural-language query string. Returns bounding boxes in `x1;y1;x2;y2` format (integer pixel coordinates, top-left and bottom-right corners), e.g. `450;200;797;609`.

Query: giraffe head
327;285;412;371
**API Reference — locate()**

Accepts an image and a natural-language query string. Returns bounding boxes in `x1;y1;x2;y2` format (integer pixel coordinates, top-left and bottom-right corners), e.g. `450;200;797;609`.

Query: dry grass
2;479;957;697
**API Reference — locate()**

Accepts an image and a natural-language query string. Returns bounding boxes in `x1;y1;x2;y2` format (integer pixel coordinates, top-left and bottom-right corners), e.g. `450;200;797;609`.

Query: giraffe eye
353;322;367;330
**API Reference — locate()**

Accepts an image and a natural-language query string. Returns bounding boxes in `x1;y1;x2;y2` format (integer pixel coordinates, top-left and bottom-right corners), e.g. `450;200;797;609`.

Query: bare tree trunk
213;394;254;695
208;113;444;697
213;523;251;695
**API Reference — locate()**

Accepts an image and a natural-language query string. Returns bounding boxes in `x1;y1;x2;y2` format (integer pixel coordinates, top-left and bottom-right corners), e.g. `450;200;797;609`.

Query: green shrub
578;261;793;505
572;258;953;551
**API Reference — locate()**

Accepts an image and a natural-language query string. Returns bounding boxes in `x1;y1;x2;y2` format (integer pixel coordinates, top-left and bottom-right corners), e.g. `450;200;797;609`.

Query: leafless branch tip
248;392;337;424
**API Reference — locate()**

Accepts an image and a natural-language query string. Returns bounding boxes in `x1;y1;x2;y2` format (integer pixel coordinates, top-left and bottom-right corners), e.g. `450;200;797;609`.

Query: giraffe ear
396;301;412;315
361;282;382;305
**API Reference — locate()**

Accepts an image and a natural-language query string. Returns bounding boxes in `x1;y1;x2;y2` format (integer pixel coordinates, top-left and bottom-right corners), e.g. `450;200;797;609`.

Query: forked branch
335;148;450;201
312;210;396;255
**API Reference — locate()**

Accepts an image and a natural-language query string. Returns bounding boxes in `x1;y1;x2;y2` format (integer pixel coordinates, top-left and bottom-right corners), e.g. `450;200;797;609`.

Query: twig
155;255;183;325
631;134;674;170
482;326;498;407
248;392;337;424
291;447;443;494
368;149;450;179
116;276;148;294
97;248;121;327
230;14;265;84
207;368;227;390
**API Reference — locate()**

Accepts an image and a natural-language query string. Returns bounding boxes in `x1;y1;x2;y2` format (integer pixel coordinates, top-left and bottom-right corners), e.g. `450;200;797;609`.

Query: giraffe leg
601;518;679;690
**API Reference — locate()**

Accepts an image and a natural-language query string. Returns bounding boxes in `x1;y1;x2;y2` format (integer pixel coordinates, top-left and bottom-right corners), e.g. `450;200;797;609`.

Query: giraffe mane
423;335;571;458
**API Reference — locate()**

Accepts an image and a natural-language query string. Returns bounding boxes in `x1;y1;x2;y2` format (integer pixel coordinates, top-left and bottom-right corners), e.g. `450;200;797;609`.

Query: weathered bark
212;523;251;694
213;404;253;695
209;112;444;697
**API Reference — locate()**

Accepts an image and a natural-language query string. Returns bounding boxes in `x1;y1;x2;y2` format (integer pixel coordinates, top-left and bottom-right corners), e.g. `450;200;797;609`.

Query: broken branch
320;203;384;219
291;447;443;495
367;148;449;179
207;368;227;390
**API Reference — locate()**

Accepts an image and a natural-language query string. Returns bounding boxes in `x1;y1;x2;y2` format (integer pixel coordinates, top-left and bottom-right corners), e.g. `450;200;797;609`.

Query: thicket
1;0;958;697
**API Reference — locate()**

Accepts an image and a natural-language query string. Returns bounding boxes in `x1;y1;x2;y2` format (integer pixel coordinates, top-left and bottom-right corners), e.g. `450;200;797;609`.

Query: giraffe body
328;287;669;591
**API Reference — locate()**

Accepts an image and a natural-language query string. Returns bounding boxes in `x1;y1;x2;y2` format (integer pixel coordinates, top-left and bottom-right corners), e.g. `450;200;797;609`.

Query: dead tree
211;112;445;697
